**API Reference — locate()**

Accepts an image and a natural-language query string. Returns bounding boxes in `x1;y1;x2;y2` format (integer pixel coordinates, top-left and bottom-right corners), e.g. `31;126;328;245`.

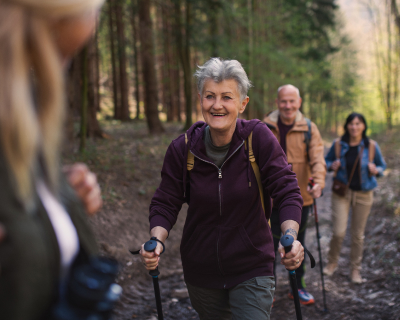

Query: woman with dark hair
323;113;386;283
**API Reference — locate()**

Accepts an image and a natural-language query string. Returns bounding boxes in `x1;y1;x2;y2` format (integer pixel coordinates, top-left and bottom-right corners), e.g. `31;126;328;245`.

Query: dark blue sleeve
325;142;337;172
373;143;386;177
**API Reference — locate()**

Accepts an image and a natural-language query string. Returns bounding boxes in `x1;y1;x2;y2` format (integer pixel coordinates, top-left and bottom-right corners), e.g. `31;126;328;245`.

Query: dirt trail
65;122;400;320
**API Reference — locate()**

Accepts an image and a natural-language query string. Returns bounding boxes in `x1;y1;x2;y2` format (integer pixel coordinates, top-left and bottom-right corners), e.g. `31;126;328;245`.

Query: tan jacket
263;110;326;206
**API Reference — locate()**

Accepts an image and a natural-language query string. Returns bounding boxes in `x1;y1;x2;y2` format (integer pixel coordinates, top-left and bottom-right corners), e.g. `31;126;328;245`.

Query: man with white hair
264;84;326;305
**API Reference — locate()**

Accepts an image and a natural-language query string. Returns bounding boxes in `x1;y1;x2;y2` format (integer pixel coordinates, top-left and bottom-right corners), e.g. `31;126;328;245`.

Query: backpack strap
246;131;270;226
265;123;275;131
304;118;312;162
185;133;195;171
368;139;376;163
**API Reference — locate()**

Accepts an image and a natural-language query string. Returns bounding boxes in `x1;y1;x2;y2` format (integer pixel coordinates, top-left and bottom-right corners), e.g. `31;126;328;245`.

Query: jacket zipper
190;141;245;278
190;140;244;216
189;140;244;179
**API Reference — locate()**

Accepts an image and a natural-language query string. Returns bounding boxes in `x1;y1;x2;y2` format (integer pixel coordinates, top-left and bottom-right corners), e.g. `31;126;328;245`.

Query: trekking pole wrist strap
150;237;166;254
129;237;166;255
304;246;316;268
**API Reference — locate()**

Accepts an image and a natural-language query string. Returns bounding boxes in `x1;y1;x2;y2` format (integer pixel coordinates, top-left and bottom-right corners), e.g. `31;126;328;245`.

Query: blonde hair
0;0;103;206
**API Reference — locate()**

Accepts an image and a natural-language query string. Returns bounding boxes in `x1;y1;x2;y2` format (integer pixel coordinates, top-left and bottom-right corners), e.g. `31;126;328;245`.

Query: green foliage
95;0;363;133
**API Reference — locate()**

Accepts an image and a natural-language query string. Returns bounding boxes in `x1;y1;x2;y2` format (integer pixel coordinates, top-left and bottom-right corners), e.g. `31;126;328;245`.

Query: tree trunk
80;47;88;153
66;55;82;142
161;3;174;122
115;0;130;121
131;1;142;120
391;0;400;35
87;37;104;138
108;0;120;119
386;0;393;130
246;0;254;120
391;0;400;128
170;1;182;122
175;0;193;130
138;0;164;134
95;27;101;112
209;0;219;57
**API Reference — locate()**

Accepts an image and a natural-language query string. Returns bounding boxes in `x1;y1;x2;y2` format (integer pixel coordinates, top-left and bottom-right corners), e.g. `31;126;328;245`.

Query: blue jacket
325;139;386;191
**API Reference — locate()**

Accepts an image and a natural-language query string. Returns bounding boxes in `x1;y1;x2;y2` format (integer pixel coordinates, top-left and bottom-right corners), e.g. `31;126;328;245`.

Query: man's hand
63;163;102;216
307;183;322;199
278;240;304;271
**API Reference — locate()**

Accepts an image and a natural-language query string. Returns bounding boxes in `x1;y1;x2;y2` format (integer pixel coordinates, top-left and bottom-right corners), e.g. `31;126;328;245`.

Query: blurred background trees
68;0;400;144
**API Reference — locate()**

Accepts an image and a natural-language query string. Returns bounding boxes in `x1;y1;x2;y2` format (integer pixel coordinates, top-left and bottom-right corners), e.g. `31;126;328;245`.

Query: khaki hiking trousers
328;189;374;271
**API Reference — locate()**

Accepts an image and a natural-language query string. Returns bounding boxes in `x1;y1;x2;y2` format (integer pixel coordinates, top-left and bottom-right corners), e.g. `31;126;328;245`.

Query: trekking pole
308;177;328;312
280;234;302;320
130;237;165;320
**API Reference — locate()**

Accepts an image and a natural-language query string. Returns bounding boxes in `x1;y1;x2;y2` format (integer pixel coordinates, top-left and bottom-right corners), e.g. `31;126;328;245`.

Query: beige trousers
328;189;374;271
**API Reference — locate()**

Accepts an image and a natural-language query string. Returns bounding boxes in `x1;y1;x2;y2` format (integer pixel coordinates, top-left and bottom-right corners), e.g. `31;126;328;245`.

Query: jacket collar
264;109;309;132
340;138;366;150
188;118;261;161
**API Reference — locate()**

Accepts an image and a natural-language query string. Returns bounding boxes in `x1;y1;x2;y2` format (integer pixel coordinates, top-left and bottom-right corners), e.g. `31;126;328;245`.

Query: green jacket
0;153;98;320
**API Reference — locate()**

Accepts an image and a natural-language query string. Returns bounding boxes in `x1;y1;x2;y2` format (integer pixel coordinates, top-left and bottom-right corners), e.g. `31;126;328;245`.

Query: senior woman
324;113;386;283
140;58;305;319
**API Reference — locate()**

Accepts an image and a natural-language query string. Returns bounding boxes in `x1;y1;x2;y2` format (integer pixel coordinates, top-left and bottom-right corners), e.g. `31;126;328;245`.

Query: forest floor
63;121;400;320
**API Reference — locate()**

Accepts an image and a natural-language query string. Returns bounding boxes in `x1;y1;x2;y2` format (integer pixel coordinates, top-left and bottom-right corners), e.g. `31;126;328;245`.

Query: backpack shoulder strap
368;139;376;162
266;123;275;131
304;118;312;162
247;132;269;225
334;138;341;160
185;133;195;171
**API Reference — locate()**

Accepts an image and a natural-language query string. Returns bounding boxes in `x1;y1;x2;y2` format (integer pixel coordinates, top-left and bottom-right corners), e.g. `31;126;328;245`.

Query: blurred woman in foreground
324;113;386;283
0;0;104;318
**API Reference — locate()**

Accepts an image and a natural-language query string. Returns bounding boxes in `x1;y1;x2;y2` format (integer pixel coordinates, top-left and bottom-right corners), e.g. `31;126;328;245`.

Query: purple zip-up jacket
150;119;303;289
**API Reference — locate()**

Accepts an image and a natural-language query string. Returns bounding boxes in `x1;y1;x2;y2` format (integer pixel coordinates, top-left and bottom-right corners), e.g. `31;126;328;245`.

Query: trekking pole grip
308;177;315;188
143;237;165;277
280;234;294;255
281;234;296;275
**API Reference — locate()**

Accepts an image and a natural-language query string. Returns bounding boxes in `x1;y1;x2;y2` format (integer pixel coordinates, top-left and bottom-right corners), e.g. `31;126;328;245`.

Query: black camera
52;257;123;320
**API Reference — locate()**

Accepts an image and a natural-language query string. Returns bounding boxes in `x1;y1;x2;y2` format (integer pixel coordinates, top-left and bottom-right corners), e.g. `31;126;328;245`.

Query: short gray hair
277;84;301;99
194;58;252;100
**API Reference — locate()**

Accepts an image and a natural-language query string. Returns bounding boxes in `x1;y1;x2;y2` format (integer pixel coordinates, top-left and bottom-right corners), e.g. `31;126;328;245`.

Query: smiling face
347;116;365;140
276;86;302;125
199;79;249;137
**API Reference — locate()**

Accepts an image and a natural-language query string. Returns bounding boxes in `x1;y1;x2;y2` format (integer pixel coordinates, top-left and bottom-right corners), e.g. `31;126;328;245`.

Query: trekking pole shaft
314;199;328;311
151;273;164;320
281;235;303;320
289;270;303;320
309;177;328;311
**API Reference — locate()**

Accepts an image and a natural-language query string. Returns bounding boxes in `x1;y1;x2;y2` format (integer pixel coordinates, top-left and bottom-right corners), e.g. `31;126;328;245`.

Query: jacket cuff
279;205;302;226
149;215;172;234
